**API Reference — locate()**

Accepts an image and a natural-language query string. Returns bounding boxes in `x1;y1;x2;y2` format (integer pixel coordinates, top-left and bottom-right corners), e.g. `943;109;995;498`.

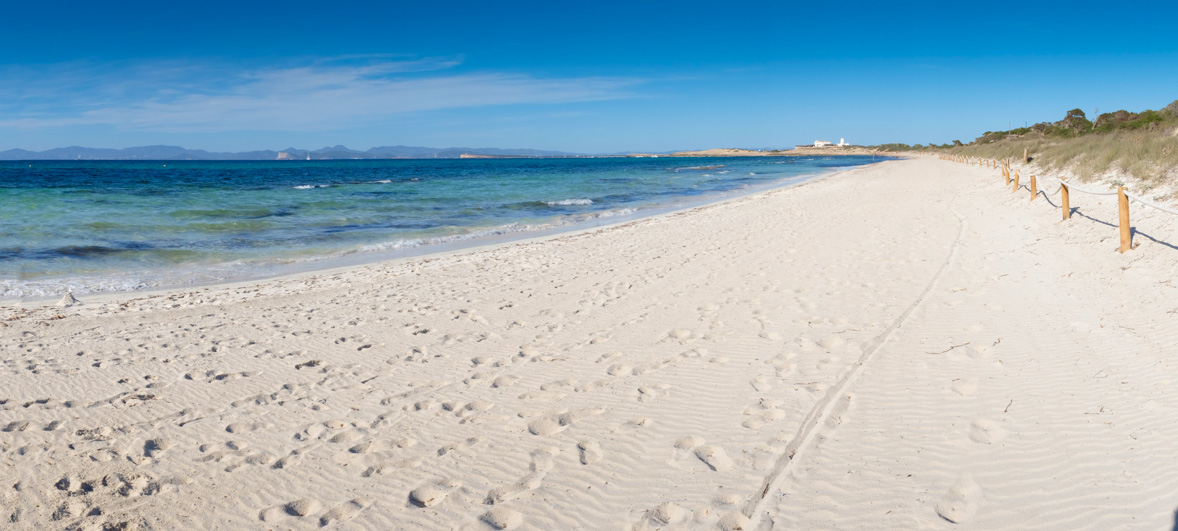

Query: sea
0;155;886;300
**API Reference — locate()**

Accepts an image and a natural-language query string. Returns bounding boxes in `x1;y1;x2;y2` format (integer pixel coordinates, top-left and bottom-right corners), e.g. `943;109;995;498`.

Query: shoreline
3;161;872;307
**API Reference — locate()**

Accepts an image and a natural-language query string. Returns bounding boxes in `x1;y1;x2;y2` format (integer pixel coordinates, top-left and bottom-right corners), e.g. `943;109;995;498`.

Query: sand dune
2;158;1177;530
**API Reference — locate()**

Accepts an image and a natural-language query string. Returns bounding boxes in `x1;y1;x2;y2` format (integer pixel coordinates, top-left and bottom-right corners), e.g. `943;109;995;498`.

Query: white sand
3;158;1177;530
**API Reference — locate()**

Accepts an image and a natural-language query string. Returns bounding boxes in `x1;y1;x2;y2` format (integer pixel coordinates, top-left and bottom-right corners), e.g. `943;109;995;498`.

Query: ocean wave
356;224;547;253
369;179;392;184
356;207;639;254
585;208;637;219
293;184;330;189
673;165;726;172
546;198;593;206
2;276;154;299
0;258;239;299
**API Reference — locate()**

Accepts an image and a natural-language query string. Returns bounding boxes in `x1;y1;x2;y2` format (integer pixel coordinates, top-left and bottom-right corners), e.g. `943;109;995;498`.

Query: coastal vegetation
887;100;1178;190
955;101;1177;169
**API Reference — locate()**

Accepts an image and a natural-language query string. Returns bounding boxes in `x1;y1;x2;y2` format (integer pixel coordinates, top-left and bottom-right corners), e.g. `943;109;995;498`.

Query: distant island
0;144;586;161
0;143;883;161
650;145;878;157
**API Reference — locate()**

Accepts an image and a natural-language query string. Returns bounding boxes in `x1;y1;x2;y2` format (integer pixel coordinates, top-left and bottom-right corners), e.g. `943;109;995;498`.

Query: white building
813;140;833;147
838;138;849;147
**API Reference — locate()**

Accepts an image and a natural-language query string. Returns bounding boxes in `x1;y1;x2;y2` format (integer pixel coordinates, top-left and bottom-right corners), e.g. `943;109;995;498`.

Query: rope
1125;192;1178;216
1054;179;1118;196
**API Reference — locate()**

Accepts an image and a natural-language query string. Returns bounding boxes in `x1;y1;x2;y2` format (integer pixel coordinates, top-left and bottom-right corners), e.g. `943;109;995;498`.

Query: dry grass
944;127;1178;194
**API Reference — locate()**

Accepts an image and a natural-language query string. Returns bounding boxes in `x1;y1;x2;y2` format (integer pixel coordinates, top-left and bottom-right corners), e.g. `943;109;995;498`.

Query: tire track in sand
741;198;967;525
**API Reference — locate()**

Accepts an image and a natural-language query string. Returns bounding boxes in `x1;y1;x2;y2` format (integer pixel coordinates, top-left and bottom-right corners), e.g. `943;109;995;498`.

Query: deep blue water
0;156;886;298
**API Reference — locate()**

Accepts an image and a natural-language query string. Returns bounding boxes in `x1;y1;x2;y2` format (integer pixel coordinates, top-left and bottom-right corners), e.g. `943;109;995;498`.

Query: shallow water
0;156;886;298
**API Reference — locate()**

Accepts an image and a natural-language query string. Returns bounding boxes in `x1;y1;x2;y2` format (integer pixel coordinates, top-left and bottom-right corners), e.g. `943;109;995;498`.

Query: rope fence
939;154;1178;253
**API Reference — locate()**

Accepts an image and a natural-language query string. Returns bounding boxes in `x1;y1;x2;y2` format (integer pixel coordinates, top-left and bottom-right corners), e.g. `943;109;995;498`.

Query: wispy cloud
0;57;641;132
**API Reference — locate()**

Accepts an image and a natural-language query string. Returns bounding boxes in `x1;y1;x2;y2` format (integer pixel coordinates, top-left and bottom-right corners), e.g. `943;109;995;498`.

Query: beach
3;157;1177;529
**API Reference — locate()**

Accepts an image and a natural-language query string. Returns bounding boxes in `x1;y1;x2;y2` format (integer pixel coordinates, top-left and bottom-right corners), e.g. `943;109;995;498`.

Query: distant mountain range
0;144;586;161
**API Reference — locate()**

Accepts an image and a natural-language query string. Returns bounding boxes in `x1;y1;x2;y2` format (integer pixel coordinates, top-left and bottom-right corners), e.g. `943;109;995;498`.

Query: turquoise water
0;156;885;298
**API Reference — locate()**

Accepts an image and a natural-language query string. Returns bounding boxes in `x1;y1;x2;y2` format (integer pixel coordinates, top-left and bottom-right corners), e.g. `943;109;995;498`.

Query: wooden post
1012;170;1020;192
1118;186;1131;253
1023;147;1029;163
1060;179;1070;220
1004;167;1010;185
1029;175;1037;200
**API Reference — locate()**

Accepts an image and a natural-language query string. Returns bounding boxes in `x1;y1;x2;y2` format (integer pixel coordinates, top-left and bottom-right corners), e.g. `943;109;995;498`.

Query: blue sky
3;0;1177;153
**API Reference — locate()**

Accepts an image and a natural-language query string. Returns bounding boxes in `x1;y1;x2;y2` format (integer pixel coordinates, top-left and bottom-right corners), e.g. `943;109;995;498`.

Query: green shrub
1123;110;1166;130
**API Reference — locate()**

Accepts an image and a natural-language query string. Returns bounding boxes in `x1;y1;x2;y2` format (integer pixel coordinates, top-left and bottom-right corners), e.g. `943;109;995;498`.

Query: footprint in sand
285;498;321;517
968;419;1004;444
486;447;559;504
718;511;752;531
492;375;519;388
574;380;608;392
935;474;981;523
595;351;621;363
320;498;373;525
225;421;268;434
328;428;365;444
272;450;303;469
647;501;687;525
527;416;566;436
409;479;462;508
665;329;693;342
437;436;485;456
806;382;828;393
716;493;744;506
471;356;499;367
674;436;704;452
694;445;733;472
762;408;787;421
143;437;173;458
816;337;845;351
577;440;602;465
349;440;381;454
637;383;671;402
951;379;978;396
527;409;602;436
482;507;524;529
540;378;575;391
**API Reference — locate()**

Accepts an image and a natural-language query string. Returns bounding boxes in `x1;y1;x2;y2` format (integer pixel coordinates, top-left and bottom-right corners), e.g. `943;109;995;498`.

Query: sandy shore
3;158;1177;530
